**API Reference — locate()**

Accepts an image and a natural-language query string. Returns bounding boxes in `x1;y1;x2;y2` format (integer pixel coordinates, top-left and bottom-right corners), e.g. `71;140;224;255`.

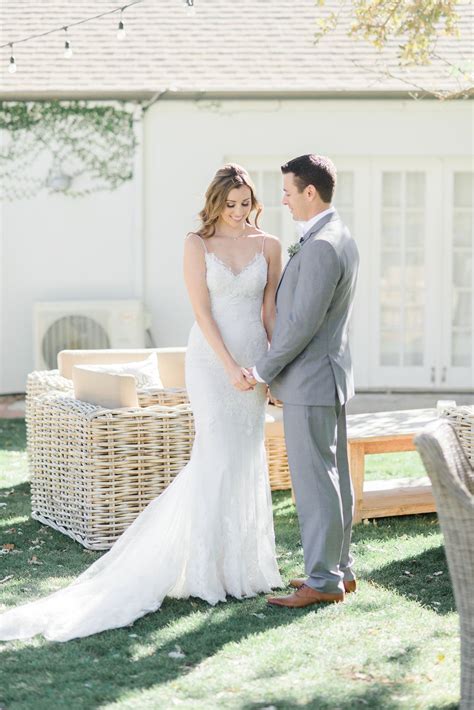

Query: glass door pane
378;171;426;378
259;170;283;239
451;172;472;367
442;170;474;387
335;171;354;233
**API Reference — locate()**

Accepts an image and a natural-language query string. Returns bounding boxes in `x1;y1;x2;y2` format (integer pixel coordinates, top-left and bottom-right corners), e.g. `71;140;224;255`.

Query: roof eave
0;87;461;102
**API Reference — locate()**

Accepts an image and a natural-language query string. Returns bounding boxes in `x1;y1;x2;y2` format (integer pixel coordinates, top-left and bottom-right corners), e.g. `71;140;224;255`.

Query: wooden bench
347;408;438;523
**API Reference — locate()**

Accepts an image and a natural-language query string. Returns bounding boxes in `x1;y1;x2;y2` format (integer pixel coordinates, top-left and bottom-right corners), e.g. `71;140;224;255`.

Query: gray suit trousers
283;400;355;594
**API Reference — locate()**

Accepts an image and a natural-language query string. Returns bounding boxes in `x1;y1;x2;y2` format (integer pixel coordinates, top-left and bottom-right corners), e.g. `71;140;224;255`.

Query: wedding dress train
0;239;282;642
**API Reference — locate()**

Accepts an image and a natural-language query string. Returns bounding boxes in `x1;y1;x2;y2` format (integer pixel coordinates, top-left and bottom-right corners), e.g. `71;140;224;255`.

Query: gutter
1;89;468;102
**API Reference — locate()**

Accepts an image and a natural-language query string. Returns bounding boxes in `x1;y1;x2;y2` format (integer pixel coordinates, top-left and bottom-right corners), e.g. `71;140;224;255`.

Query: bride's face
219;185;252;230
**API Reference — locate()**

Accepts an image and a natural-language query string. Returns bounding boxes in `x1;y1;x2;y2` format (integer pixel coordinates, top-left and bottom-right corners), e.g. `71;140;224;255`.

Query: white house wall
144;98;472;389
0;179;141;393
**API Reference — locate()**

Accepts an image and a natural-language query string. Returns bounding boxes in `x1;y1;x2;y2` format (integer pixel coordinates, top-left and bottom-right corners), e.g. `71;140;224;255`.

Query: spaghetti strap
187;232;208;253
261;234;267;254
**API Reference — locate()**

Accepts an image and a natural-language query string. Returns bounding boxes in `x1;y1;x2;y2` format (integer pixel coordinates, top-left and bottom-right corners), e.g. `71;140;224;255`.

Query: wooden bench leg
348;442;365;524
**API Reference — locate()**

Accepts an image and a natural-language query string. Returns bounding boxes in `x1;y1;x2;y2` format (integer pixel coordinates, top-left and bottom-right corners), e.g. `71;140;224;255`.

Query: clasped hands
236;367;257;391
226;363;257;392
229;365;282;404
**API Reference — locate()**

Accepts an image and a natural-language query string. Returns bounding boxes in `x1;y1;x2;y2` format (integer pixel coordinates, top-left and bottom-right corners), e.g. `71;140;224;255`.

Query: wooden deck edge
358;485;436;521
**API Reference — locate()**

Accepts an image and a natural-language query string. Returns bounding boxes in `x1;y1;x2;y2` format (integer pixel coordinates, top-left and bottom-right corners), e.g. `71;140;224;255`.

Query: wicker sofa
29;390;194;549
26;348;291;549
26;347;290;489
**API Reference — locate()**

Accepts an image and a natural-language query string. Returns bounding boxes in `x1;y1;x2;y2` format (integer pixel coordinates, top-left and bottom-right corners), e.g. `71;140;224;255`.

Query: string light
1;0;147;72
117;8;127;40
8;44;16;73
3;0;197;73
63;27;73;58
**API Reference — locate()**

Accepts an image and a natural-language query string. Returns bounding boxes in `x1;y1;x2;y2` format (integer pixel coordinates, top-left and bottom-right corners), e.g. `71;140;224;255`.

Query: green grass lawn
0;419;459;710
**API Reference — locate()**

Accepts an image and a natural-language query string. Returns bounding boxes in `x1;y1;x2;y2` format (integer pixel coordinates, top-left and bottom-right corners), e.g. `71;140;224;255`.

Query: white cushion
72;367;139;409
77;353;163;389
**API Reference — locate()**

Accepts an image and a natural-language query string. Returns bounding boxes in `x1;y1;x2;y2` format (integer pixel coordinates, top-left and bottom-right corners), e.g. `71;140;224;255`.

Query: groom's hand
242;368;258;387
227;363;254;391
268;392;283;407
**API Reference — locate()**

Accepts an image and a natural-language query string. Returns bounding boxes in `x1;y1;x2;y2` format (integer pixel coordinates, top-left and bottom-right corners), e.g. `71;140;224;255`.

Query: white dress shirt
252;205;336;384
295;206;335;241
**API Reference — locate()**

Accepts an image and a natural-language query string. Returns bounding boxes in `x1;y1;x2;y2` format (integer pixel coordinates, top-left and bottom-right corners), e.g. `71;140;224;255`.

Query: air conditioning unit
34;300;147;370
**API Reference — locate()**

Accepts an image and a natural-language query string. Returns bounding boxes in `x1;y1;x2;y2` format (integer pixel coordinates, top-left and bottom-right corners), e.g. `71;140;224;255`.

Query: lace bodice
187;247;269;370
205;251;268;304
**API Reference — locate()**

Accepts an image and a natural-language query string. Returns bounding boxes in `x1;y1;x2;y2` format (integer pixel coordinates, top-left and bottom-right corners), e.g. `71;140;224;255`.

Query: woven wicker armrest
441;406;474;465
137;386;189;407
26;369;73;400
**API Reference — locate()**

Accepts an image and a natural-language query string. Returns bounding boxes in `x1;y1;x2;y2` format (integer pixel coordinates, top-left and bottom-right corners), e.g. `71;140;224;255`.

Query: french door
235;156;473;391
369;158;473;389
440;163;473;388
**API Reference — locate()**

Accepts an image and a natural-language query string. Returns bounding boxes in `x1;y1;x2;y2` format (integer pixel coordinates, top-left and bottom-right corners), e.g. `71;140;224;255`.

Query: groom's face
282;172;310;221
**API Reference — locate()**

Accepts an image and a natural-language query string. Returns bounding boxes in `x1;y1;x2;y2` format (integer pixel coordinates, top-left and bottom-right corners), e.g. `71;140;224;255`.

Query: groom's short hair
281;154;336;203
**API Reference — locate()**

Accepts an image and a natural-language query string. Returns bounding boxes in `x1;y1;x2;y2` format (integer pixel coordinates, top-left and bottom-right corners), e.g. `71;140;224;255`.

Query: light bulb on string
8;45;17;73
63;27;73;58
117;8;126;40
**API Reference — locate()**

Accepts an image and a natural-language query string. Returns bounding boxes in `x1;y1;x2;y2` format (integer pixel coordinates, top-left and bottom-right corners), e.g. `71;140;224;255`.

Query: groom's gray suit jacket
256;211;359;405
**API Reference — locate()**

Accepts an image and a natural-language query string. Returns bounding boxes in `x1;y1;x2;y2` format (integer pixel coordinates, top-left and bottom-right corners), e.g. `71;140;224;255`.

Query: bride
0;164;283;642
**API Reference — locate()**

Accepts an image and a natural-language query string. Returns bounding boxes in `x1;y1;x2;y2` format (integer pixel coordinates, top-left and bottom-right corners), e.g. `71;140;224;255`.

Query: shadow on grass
0;418;26;451
0;595;356;710
368;544;455;614
352;513;441;544
240;684;407;710
1;599;446;710
248;701;461;710
0;481;457;708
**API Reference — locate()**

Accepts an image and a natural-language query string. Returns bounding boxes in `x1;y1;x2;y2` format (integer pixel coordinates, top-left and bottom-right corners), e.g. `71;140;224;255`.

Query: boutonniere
287;242;301;258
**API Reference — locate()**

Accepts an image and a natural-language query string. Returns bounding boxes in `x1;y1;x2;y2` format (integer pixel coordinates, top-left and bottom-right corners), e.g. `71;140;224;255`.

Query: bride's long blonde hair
198;164;262;238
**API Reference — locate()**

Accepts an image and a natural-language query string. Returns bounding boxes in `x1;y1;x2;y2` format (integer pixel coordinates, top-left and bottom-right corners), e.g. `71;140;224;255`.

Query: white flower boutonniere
287;242;301;258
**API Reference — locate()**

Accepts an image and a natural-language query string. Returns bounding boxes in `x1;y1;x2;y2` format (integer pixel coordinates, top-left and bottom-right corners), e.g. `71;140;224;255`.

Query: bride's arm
183;234;252;391
262;236;283;342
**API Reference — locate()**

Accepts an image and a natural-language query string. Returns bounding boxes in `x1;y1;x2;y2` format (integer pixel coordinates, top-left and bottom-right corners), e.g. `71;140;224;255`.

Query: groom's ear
305;184;318;200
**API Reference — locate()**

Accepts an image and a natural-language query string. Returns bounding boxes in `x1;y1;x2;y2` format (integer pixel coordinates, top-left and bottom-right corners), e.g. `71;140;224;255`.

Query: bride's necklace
214;227;247;241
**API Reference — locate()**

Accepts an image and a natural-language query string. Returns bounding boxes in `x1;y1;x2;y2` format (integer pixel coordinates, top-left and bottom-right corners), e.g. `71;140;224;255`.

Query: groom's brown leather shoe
289;578;357;594
267;584;344;608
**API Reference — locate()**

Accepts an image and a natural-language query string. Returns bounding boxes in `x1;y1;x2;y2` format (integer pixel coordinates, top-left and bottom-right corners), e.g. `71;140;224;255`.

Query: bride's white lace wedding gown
0;237;282;642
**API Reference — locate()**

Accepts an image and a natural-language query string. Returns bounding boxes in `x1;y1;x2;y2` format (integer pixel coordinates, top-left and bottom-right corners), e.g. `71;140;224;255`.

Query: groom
245;154;359;607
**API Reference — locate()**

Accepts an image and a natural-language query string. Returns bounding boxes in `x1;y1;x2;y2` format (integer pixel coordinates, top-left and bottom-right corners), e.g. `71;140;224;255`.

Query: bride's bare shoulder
184;232;207;258
259;233;282;254
247;227;281;245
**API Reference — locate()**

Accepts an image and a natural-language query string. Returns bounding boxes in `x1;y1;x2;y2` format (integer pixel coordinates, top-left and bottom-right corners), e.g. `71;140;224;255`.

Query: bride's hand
226;363;254;391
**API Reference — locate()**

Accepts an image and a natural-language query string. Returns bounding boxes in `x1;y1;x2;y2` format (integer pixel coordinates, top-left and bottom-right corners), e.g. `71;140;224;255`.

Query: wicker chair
30;391;195;550
415;419;474;710
441;405;474;465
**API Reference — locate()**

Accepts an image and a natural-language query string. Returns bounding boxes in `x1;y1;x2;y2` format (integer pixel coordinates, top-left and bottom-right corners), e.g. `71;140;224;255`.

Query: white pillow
78;353;163;389
72;368;139;409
